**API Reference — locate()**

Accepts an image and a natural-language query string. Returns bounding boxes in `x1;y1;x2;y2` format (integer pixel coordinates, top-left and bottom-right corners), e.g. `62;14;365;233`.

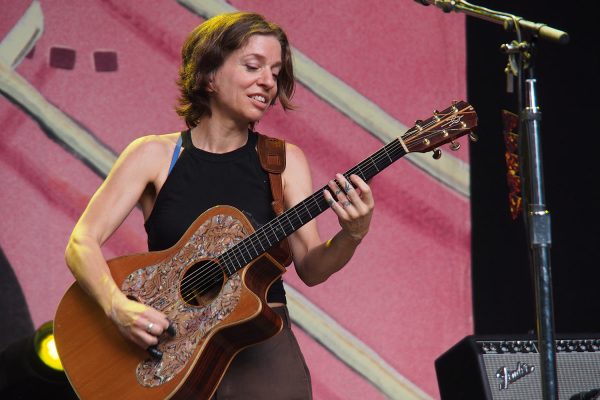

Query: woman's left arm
283;143;374;286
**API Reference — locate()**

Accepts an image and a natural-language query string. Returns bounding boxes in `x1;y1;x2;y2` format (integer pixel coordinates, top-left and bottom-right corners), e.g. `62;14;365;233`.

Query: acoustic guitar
54;101;477;399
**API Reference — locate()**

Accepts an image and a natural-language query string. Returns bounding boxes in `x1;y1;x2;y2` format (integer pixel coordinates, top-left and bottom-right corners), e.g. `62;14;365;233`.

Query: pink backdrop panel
0;0;471;398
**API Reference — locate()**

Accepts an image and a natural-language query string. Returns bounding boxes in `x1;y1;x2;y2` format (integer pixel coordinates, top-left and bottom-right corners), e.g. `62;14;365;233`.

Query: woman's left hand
324;173;374;243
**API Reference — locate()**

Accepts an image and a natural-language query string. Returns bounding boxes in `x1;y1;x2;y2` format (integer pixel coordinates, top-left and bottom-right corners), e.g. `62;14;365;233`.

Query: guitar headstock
402;101;478;157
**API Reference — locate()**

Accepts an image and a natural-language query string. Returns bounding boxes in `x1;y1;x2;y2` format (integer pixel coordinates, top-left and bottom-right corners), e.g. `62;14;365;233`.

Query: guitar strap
257;132;293;267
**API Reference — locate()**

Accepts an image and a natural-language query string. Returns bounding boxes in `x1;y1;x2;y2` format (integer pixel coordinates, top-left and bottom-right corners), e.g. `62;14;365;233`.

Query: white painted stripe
0;0;44;69
0;63;116;176
285;283;433;400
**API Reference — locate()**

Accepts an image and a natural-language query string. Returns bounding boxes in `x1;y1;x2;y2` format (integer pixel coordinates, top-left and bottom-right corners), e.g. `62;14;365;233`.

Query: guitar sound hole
180;260;225;307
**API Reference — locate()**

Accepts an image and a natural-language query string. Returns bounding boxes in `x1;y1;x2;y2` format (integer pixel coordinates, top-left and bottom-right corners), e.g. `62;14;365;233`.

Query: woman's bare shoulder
284;141;309;168
121;131;182;161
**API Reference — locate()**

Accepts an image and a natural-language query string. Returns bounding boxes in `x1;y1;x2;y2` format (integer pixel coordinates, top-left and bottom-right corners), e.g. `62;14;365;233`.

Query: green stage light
0;321;75;398
33;321;63;371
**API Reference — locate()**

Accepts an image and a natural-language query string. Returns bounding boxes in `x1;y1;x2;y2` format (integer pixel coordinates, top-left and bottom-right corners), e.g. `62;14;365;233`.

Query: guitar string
175;112;474;302
175;120;474;302
179;135;407;298
176;120;474;304
158;124;472;312
159;131;407;308
175;106;476;297
148;108;474;309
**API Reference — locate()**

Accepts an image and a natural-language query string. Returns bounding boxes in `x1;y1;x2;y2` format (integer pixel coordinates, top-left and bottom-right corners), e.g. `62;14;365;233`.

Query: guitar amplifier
435;334;600;399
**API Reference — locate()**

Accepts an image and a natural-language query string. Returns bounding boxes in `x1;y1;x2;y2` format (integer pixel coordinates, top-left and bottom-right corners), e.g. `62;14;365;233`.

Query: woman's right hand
107;292;171;349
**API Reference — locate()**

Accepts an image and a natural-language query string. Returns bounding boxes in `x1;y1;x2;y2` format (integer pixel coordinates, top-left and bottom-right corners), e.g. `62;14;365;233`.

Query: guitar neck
221;138;407;276
219;100;477;276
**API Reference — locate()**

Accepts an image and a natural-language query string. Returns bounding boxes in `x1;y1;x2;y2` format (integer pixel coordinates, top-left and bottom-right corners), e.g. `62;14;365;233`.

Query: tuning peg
451;101;459;113
449;141;461;151
432;148;442;160
469;132;479;142
414;119;423;130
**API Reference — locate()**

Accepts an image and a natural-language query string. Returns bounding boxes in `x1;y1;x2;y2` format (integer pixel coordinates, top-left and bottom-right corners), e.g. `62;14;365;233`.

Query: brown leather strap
257;132;292;267
257;133;286;215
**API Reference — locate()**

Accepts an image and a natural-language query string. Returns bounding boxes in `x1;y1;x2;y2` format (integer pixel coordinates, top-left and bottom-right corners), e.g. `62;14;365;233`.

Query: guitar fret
284;212;295;231
292;207;303;227
383;147;393;163
225;254;237;274
236;240;249;264
275;218;288;238
240;243;252;265
266;226;275;247
311;194;323;212
302;201;313;219
257;236;266;252
240;240;252;264
230;257;239;276
229;251;242;271
268;223;278;243
224;262;234;276
370;156;380;172
224;253;236;272
248;236;259;257
356;163;365;180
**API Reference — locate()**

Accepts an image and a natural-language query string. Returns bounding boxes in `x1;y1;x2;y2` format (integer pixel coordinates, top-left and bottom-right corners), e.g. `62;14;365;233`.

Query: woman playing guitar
64;11;374;399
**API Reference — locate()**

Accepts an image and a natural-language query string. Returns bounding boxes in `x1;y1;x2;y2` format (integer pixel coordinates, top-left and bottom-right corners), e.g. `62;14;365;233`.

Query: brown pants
212;306;312;400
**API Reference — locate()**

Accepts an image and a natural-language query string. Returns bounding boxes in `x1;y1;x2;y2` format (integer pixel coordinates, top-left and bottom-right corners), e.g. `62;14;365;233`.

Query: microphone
413;0;456;13
570;388;600;400
413;0;569;43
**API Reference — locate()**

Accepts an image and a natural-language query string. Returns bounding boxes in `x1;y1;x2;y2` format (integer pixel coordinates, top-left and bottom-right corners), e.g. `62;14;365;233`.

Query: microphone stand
414;1;569;399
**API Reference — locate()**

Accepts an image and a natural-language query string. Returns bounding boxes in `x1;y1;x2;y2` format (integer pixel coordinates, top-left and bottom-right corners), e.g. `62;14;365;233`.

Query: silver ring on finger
146;322;154;334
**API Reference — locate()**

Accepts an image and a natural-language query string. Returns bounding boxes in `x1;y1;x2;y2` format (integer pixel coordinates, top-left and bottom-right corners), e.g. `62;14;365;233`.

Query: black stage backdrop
468;1;600;335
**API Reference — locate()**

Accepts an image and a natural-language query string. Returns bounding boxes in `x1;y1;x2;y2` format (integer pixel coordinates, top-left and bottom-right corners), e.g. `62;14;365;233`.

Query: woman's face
209;34;282;125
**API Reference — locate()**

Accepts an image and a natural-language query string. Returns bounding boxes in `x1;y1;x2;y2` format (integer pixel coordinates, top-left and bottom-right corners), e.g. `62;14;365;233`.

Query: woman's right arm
65;136;171;349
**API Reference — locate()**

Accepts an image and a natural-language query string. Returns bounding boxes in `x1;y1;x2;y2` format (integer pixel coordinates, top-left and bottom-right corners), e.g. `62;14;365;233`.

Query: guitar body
54;205;286;400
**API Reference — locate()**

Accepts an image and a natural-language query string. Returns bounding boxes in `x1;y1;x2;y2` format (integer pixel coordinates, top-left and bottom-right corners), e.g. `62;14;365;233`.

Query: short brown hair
176;12;295;128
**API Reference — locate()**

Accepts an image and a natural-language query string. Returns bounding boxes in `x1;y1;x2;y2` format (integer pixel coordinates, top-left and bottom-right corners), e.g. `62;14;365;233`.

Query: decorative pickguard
121;213;249;387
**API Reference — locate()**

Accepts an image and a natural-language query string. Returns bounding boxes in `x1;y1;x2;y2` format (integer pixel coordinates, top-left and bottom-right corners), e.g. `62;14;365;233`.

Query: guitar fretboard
220;138;407;276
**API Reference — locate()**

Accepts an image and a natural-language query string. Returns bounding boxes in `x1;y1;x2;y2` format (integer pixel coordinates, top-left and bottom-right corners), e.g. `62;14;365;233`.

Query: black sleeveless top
144;130;286;303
